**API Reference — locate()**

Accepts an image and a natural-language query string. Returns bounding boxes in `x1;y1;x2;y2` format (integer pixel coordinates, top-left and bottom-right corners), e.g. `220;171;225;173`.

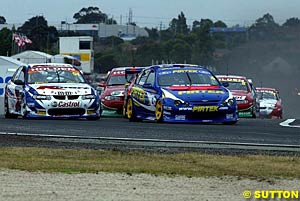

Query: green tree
73;6;116;24
283;17;300;27
95;52;118;73
145;28;159;41
191;22;214;65
17;16;58;51
168;39;192;63
169;12;189;35
249;13;280;40
0;28;12;55
0;16;6;24
192;19;213;31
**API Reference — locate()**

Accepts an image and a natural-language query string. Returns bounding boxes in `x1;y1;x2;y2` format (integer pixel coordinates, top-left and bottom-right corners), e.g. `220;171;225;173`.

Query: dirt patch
0;170;299;201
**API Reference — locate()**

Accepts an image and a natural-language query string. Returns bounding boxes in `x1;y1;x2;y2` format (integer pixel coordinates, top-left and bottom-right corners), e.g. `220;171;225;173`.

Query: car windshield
28;67;85;84
107;75;127;85
257;91;278;100
225;81;249;91
158;70;219;87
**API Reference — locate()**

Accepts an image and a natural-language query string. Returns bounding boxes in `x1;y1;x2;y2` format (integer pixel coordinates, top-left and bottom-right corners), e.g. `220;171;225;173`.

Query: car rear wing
125;67;144;82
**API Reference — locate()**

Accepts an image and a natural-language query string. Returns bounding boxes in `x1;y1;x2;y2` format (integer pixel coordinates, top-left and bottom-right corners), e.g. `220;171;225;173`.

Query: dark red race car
216;75;258;118
99;67;144;115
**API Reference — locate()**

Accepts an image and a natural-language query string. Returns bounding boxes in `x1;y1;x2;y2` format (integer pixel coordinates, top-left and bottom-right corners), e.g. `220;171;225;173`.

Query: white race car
4;63;101;120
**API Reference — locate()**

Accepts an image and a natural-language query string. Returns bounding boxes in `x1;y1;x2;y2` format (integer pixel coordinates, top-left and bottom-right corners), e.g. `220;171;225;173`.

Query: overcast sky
2;0;300;28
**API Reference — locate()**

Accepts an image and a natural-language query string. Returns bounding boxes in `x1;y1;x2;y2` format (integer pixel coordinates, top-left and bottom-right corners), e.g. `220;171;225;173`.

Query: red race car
256;87;283;119
216;75;258;118
99;67;143;115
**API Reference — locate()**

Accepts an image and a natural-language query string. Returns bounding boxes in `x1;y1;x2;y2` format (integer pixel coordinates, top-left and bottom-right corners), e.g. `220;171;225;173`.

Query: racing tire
155;99;163;123
223;121;238;125
251;107;257;118
4;97;18;119
21;95;29;119
87;116;101;121
126;97;138;122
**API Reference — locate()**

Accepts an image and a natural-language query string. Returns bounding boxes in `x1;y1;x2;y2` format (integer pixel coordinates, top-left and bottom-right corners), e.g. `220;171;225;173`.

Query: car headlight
224;92;235;107
174;100;189;107
104;95;120;101
82;94;96;100
226;98;234;106
33;95;51;100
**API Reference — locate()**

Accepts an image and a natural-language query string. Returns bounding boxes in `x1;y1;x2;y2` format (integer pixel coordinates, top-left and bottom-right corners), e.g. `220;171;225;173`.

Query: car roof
154;64;204;69
256;87;278;92
28;63;74;68
216;75;247;79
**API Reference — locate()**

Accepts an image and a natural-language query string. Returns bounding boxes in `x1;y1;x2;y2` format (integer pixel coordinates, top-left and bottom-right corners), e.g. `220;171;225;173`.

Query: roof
28;63;74;68
111;67;137;71
216;75;247;79
12;50;52;59
0;56;26;66
256;87;278;91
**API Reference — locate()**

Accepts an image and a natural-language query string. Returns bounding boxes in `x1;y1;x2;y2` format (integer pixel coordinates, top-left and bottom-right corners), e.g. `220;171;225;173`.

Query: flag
12;33;32;47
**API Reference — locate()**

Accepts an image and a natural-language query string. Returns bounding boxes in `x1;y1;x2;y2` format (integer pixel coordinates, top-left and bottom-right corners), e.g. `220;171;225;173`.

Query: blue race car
4;63;101;120
124;64;238;124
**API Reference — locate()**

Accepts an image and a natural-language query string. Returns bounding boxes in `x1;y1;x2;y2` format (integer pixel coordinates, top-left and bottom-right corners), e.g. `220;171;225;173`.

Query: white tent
12;50;52;64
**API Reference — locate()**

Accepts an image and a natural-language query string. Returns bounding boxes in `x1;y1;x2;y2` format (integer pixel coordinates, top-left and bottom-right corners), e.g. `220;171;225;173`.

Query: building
0;23;149;40
11;50;52;64
59;36;94;74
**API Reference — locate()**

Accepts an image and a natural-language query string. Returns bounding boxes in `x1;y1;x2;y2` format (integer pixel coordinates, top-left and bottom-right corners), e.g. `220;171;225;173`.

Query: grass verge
0;147;299;178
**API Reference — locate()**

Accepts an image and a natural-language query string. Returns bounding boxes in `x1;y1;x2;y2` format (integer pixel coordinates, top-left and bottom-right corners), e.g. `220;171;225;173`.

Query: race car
99;67;144;115
124;64;238;124
216;75;258;118
256;87;283;119
4;63;100;120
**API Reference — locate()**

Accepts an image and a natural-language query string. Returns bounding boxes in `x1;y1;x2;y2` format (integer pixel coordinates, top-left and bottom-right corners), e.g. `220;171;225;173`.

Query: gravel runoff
0;169;299;201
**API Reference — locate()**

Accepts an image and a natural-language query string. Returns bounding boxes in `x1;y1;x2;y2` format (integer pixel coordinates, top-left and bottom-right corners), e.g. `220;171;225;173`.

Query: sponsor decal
178;90;224;95
226;114;234;119
234;95;246;100
175;115;186;120
218;77;246;83
179;107;193;111
192;106;219;112
57;91;73;96
112;71;125;75
30;66;76;72
131;87;146;103
58;101;80;107
37;86;63;90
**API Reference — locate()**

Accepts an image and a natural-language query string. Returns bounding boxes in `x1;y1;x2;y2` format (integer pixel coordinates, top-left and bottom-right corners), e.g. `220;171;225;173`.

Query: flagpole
11;32;15;56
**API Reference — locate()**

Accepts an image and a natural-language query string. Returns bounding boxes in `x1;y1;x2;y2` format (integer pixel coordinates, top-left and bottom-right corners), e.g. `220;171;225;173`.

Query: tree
18;16;58;51
145;28;159;41
167;39;192;63
169;12;189;35
192;19;213;31
249;13;280;40
73;6;116;24
0;28;12;55
283;17;300;27
0;16;6;24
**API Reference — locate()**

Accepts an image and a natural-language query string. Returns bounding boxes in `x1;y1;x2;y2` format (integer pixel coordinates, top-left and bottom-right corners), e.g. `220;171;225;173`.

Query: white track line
1;131;300;149
280;119;300;128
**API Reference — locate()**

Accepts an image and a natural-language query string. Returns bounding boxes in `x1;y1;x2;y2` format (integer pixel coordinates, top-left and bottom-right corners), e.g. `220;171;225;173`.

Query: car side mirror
14;79;24;85
222;82;229;87
98;81;106;87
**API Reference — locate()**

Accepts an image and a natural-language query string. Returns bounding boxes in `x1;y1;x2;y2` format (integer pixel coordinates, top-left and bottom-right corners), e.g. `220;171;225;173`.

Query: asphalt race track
0;117;299;152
